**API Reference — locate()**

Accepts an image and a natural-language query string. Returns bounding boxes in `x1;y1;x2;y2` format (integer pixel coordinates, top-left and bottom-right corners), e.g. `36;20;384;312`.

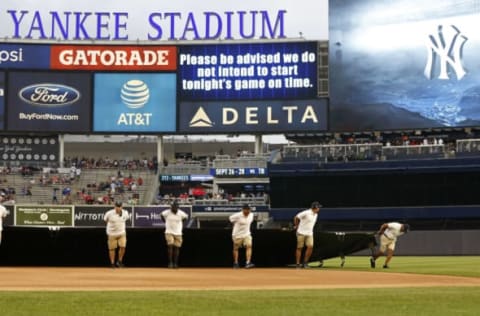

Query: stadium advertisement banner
0;44;50;69
329;0;480;131
74;206;133;227
15;205;74;227
93;73;176;133
0;1;328;41
179;42;319;101
133;205;192;227
0;136;58;163
0;71;4;130
50;45;177;71
178;99;328;133
6;72;92;132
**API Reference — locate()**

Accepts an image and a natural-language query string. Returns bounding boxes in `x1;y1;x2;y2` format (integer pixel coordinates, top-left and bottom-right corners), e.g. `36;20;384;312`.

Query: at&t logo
117;79;152;126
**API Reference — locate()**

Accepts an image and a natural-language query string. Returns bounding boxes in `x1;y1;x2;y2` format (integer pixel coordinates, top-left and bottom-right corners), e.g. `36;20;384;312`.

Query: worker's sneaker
233;263;240;269
383;265;390;269
370;257;376;268
245;262;255;269
296;264;301;269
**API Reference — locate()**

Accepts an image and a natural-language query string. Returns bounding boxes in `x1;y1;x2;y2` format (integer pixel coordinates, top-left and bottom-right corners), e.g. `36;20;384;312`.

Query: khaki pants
296;234;314;248
108;234;127;250
165;233;183;247
232;235;252;250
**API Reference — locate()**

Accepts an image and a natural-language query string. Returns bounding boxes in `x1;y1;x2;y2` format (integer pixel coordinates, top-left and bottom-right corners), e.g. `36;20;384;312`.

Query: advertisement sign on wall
50;45;177;71
6;71;92;132
179;42;319;101
15;205;74;227
93;73;176;133
74;206;133;227
133;205;192;227
0;71;4;130
179;99;328;133
0;44;50;69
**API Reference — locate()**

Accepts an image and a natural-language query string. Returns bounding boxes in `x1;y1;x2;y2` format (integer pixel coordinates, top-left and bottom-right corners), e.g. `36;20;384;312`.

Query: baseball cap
403;223;410;233
171;200;179;208
242;203;251;210
115;201;122;207
311;201;322;209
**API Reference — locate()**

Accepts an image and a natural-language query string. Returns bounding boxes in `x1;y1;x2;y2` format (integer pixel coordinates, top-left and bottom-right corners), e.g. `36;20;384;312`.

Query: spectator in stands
52;187;58;204
104;201;130;268
229;203;255;269
370;222;410;269
62;187;72;204
294;201;321;268
161;201;189;269
0;201;8;245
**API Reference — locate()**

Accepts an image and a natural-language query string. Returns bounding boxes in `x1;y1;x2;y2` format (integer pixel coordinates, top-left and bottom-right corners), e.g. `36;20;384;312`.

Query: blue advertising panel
7;72;92;132
0;71;4;130
93;73;176;133
0;44;50;69
179;42;318;101
133;205;192;227
178;99;328;133
329;0;480;131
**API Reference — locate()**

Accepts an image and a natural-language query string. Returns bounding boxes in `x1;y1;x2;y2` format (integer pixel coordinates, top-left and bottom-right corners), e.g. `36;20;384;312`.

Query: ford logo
19;83;81;106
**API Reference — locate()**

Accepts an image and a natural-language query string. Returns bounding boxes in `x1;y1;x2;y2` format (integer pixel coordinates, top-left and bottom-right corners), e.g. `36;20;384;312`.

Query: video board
178;42;319;101
1;41;323;134
329;0;480;131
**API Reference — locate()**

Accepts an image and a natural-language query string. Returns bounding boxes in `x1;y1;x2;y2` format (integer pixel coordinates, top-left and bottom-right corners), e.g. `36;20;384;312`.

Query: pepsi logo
19;83;80;106
121;80;150;109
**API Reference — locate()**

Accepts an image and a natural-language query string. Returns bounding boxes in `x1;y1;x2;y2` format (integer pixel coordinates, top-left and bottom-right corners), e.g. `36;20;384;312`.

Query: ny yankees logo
424;25;467;80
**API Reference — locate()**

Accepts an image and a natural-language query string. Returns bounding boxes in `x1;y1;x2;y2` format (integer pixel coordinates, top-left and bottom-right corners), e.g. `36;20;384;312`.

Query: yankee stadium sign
0;1;328;41
5;10;286;41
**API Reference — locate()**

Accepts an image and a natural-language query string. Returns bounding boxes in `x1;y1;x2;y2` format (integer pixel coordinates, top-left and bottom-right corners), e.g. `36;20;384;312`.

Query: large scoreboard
0;41;327;134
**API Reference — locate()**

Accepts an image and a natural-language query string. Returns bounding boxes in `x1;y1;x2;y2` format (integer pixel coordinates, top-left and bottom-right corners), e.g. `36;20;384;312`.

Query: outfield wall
0;228;477;268
0;227;374;267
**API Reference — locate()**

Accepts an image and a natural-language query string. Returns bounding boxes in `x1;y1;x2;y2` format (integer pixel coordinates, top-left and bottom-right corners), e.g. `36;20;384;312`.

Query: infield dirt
1;267;479;291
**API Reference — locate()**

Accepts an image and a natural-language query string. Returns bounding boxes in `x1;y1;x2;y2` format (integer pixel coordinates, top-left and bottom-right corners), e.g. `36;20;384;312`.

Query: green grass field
1;256;479;316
